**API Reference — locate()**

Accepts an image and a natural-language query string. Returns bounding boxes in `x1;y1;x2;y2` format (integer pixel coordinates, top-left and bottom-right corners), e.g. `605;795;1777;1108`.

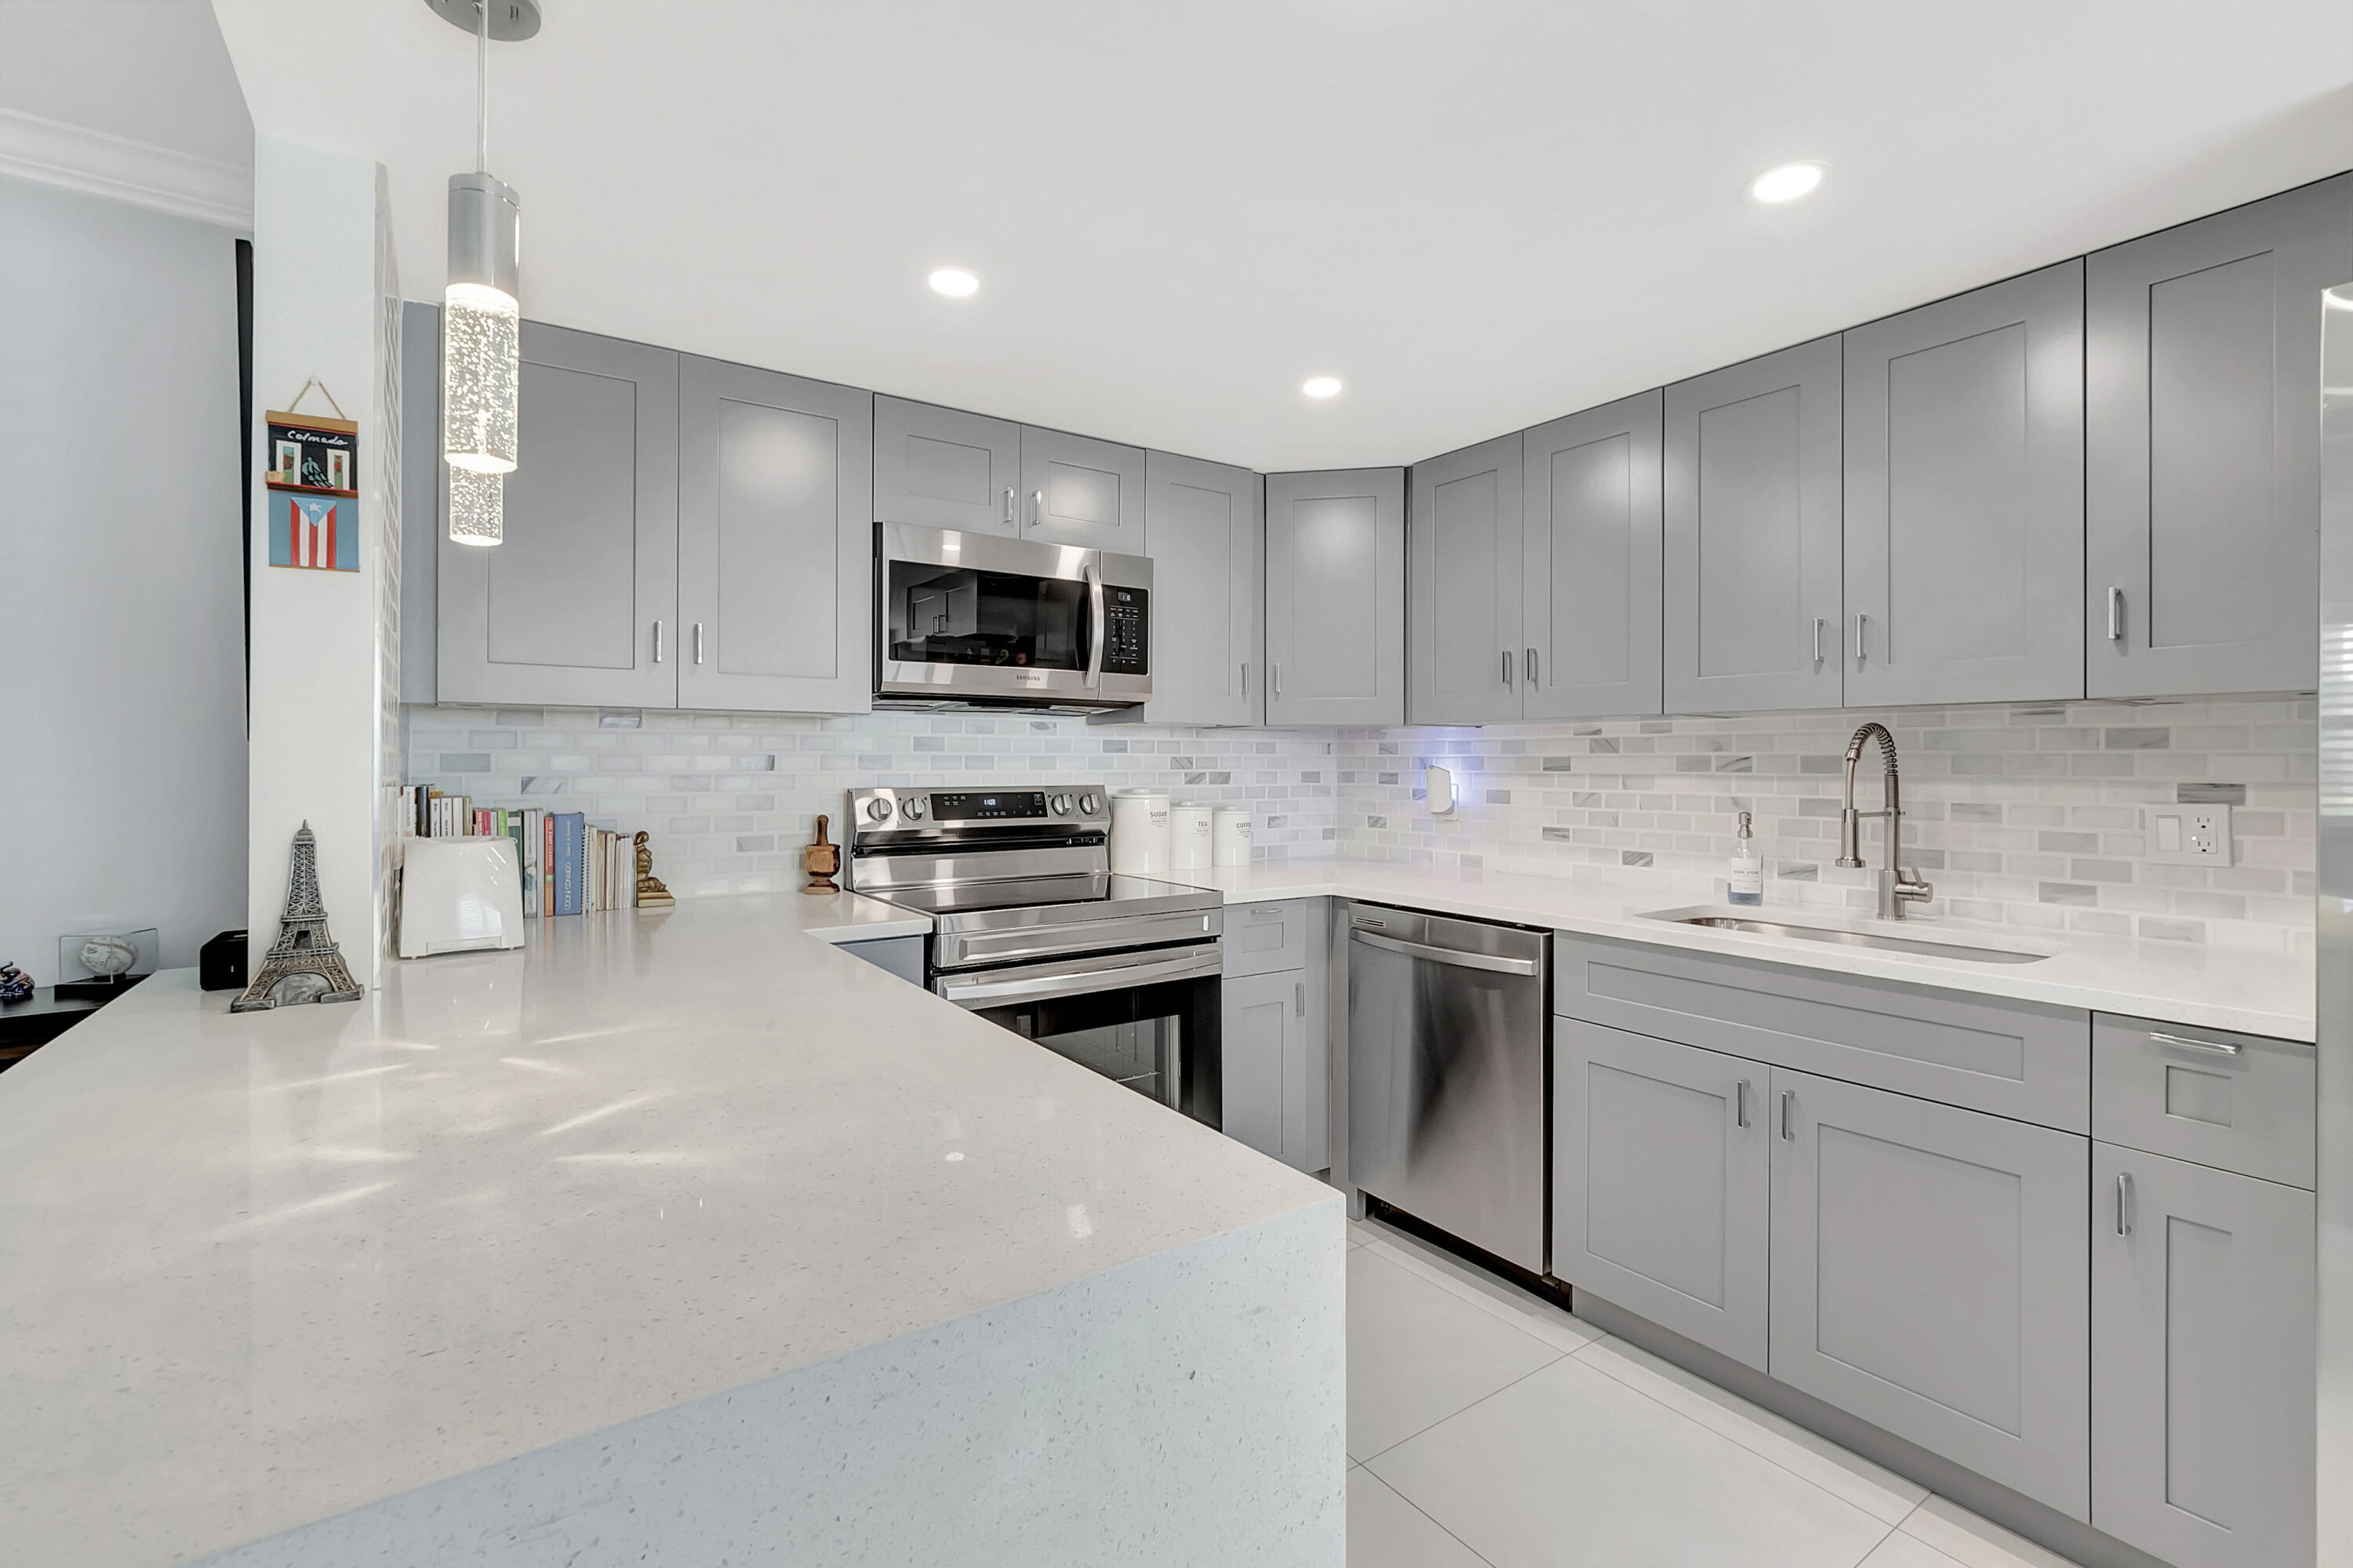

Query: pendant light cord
475;0;489;173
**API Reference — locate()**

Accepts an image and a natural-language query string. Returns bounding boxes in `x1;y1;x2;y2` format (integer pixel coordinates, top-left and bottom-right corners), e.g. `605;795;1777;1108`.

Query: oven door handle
1083;562;1106;689
934;944;1221;1007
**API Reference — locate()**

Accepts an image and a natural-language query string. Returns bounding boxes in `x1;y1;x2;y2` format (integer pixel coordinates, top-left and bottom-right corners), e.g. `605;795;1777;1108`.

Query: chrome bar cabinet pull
2148;1031;2242;1057
1779;1090;1794;1141
652;619;664;664
1735;1079;1751;1129
2107;585;2124;642
2117;1171;2134;1236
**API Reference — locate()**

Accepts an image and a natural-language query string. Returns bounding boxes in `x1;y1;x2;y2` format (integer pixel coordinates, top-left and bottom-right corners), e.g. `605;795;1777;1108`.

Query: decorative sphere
78;935;138;977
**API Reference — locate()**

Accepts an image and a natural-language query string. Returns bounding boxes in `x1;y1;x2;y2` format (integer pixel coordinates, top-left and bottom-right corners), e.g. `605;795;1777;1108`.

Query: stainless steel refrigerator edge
1346;904;1548;1273
2318;275;2353;1562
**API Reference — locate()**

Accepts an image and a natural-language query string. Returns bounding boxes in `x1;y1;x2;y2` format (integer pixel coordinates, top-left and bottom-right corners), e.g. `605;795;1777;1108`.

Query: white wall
246;136;397;988
0;174;248;984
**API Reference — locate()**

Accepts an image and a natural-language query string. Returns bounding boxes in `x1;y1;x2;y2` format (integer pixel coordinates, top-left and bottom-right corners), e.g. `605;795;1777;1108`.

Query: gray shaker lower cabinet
1264;469;1406;726
1220;899;1329;1171
1842;260;2085;707
1663;337;1845;715
1135;450;1261;726
1553;1020;1769;1370
2092;1143;2315;1568
1769;1068;2091;1520
438;322;680;708
676;357;872;714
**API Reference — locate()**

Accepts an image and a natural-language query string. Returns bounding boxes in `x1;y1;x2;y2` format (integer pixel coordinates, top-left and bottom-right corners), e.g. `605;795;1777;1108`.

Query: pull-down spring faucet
1836;722;1933;920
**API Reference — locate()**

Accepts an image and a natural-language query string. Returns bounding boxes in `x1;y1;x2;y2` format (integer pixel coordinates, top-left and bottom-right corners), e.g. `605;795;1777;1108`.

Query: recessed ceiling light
927;267;980;297
1301;376;1343;398
1748;162;1826;205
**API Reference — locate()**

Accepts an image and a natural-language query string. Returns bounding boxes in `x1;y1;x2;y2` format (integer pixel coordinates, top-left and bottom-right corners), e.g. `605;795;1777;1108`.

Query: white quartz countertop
0;896;1331;1568
793;885;933;943
1165;859;2314;1042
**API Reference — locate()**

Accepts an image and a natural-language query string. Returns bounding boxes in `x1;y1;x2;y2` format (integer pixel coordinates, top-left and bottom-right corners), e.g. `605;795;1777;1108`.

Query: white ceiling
211;0;2353;472
1;0;251;166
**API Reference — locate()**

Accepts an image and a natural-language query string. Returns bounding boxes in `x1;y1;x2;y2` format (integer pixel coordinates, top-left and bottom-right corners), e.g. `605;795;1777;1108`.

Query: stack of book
395;787;637;917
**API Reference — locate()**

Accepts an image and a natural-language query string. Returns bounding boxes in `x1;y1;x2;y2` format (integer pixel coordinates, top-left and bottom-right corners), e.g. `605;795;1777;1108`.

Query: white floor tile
1900;1497;2084;1568
1367;1355;1893;1568
1347;1466;1491;1568
1573;1335;1929;1525
1347;1246;1562;1461
1347;1219;1377;1249
1859;1530;1967;1566
1358;1233;1601;1356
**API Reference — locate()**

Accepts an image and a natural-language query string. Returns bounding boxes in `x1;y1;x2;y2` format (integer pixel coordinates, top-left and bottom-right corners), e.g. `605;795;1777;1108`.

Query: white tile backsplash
1340;697;2315;955
401;706;1340;897
404;695;2315;955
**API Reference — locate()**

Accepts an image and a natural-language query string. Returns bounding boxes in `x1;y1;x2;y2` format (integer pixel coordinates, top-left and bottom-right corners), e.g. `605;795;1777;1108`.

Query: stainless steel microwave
874;523;1151;711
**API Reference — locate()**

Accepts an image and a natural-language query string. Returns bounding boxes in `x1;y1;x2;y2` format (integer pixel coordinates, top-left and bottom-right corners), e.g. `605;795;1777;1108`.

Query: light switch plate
2145;804;2233;866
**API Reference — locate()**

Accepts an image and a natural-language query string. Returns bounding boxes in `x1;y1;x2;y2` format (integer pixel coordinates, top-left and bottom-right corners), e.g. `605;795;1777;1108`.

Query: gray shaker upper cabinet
1409;433;1526;725
872;395;1020;535
1664;338;1845;714
1844;261;2086;706
398;301;442;704
438;322;680;709
1264;468;1406;726
1136;451;1262;727
1523;391;1665;719
676;357;872;714
2088;172;2353;697
1020;427;1146;550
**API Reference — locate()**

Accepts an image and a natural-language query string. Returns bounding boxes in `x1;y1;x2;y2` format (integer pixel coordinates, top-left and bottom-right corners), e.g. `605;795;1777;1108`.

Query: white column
247;135;400;988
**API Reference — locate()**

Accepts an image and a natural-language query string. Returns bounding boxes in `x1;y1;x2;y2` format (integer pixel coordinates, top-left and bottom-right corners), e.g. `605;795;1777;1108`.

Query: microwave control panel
1102;587;1149;675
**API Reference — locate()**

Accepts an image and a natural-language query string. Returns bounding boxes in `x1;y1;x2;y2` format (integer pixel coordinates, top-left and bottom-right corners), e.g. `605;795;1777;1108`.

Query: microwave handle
1083;563;1106;687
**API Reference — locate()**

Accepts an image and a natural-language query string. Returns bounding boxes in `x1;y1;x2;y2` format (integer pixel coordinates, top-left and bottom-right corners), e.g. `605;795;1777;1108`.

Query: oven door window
964;973;1220;1125
885;560;1089;671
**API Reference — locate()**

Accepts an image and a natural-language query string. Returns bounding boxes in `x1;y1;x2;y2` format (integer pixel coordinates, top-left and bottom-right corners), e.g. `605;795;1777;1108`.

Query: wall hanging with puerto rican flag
265;380;358;573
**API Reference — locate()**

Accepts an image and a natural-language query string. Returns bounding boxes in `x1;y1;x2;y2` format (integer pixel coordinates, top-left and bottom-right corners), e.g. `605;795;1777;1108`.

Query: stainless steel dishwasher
1347;902;1547;1273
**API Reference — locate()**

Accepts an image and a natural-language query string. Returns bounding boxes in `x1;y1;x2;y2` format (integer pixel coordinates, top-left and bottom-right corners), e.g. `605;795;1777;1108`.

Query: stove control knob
1047;793;1072;816
900;797;927;821
1077;791;1101;816
866;797;894;822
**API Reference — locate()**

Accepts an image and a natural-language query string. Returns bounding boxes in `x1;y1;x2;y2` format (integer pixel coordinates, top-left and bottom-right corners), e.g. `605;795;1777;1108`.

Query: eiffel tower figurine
231;821;363;1013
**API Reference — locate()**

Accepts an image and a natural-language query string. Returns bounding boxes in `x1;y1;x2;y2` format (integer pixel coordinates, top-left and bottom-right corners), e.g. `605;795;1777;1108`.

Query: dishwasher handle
1350;927;1542;977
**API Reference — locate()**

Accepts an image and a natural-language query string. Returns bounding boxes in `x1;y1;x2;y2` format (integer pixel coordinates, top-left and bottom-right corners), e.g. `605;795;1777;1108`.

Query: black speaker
200;930;247;992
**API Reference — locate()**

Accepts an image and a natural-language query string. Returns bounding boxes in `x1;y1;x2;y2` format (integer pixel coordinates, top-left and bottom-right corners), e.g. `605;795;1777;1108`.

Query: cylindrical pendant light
443;170;519;478
446;464;504;547
430;0;540;543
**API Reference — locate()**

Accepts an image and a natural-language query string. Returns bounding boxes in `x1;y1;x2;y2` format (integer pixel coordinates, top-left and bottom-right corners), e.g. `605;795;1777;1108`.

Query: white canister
1109;788;1172;875
1169;804;1213;871
1213;806;1253;867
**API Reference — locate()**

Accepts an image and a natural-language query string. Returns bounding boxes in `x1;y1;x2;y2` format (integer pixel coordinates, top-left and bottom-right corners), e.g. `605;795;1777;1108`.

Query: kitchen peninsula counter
0;895;1341;1567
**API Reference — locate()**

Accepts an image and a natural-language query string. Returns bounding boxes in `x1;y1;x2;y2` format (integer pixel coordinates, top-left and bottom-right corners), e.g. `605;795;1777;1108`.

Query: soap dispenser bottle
1728;810;1763;907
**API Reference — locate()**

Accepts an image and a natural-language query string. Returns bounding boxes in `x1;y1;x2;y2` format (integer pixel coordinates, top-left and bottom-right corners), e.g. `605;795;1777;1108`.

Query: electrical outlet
2145;804;2233;867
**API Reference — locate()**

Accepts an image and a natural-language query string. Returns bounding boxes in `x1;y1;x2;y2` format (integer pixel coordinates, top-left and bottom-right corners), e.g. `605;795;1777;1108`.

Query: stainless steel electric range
844;784;1223;1125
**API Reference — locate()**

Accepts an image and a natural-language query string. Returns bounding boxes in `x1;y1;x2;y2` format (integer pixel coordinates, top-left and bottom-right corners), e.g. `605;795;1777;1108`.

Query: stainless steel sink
1661;915;2050;965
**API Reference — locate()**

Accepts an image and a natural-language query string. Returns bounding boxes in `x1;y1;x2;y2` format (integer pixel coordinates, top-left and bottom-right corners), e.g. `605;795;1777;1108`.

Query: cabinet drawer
2092;1013;2315;1189
1225;898;1315;978
1554;933;2089;1130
